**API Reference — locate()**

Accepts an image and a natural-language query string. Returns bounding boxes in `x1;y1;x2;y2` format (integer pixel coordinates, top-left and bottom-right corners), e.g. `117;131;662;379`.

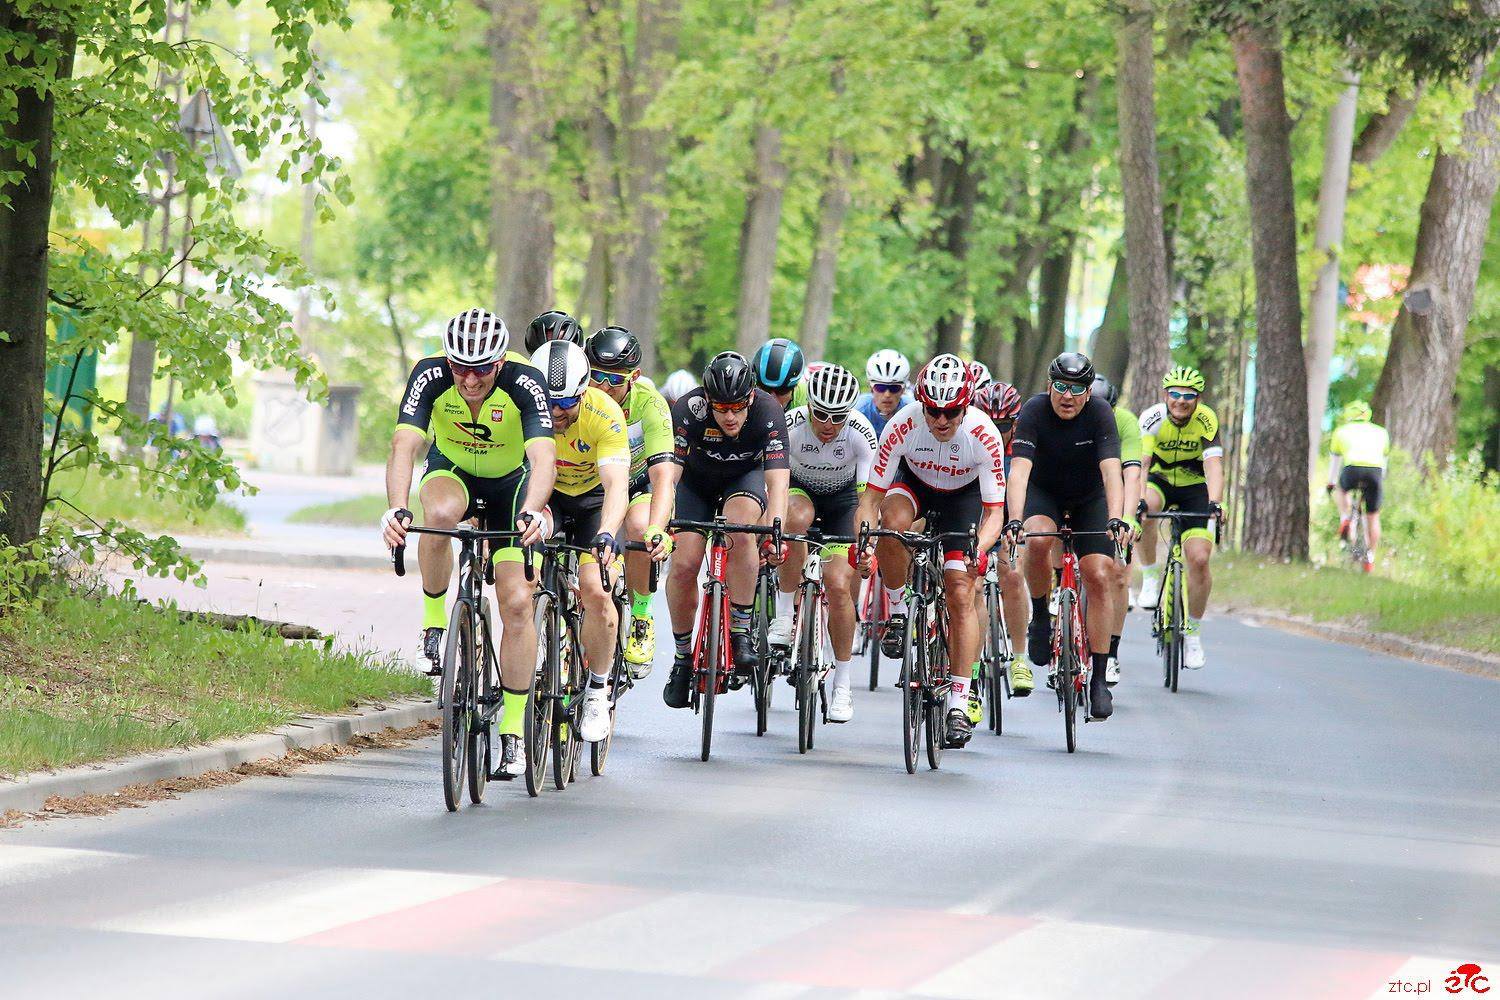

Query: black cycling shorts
1024;484;1114;559
1338;465;1384;513
548;487;605;550
881;464;983;567
1146;474;1211;534
674;467;767;530
789;480;858;550
422;445;528;531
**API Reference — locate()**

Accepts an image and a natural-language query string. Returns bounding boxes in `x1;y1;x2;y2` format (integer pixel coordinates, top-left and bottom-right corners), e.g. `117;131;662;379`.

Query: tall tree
797;65;852;361
1372;22;1500;461
1115;0;1171;412
735;0;793;355
1232;16;1309;560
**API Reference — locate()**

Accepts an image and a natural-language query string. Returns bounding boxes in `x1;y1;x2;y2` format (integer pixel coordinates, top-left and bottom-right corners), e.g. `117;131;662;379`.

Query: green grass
49;469;247;535
0;595;431;776
1213;557;1500;656
287;492;415;526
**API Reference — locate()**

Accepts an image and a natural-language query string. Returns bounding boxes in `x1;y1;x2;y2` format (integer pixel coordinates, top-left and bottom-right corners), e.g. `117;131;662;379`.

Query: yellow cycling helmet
1162;366;1206;392
1341;400;1372;423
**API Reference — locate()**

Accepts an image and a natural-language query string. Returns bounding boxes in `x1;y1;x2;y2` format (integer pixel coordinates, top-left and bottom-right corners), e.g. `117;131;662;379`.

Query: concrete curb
0;697;438;814
181;543;390;570
1228;607;1500;681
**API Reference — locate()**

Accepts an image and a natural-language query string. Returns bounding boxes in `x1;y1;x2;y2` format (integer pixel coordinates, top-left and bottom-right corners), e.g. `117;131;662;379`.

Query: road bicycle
859;524;975;773
391;518;530;812
1022;519;1118;754
589;541;659;776
752;557;789;737
667;515;782;762
1145;510;1219;694
979;543;1015;735
781;532;856;754
1346;485;1370;569
854;564;890;691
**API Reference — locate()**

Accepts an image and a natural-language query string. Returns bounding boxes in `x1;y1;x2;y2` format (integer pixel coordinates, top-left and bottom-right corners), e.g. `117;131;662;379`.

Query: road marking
0;845;132;887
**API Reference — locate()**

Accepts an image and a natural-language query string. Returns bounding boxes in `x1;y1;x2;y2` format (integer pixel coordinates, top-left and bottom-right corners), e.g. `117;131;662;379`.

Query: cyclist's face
591;368;634;405
923;405;962;441
811;412;845;442
1049;382;1088;418
550;400;580;432
870;382;905;416
450;360;499;402
712;403;749;436
1164;387;1200;422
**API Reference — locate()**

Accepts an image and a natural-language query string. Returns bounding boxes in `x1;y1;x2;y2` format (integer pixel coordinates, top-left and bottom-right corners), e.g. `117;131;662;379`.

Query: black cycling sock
674;631;692;656
1109;634;1121;658
1092;652;1110;678
423;588;447;599
730;602;752;634
1030;596;1049;623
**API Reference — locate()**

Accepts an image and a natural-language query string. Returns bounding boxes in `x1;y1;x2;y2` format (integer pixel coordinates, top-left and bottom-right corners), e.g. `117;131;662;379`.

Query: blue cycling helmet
751;338;805;391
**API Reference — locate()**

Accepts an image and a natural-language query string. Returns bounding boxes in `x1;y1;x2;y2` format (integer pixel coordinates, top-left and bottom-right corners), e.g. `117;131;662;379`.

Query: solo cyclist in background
856;350;914;437
752;337;808;410
1093;374;1142;686
971;378;1033;699
1326;400;1389;572
1136;367;1223;671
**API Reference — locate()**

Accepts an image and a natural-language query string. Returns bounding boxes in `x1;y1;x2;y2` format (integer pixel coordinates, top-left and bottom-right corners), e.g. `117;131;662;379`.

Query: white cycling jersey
785;405;879;495
868;402;1006;504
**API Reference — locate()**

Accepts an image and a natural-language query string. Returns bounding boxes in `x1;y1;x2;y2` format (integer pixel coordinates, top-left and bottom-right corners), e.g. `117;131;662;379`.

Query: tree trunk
0;16;74;547
1352;86;1421;165
735;119;788;354
578;0;622;332
1232;20;1309;560
1036;240;1075;351
489;0;555;327
1089;254;1130;386
384;292;411;383
1115;0;1171;413
931;145;980;358
1304;68;1360;476
1371;29;1500;462
616;0;681;372
797;65;850;361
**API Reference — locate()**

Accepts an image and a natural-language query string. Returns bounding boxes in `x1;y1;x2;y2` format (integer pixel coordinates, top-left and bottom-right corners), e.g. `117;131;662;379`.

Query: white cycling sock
776;589;793;619
947;674;970;711
884;585;906;614
832;658;852;689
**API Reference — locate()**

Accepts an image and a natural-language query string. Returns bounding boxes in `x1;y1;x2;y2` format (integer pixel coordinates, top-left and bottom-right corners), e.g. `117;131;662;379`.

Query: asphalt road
3;568;1498;999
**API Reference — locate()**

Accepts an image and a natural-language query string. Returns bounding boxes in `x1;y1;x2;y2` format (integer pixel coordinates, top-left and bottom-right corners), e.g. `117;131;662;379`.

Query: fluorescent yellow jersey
553;386;630;497
396;351;552;479
1139;401;1223;487
1330;420;1389;470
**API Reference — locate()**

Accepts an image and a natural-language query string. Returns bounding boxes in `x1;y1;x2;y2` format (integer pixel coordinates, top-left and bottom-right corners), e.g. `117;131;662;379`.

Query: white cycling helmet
866;349;910;385
531;340;591;399
806;363;861;414
967;360;992;390
914;353;972;411
661;368;698;403
443;308;509;365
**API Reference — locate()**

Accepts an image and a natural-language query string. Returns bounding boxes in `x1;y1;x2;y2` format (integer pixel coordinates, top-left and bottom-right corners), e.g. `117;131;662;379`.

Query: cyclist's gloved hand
1208;500;1223;521
593;531;622;557
1107;517;1131;543
381;507;412;548
761;537;788;566
644;525;674;560
517;508;549;547
1324;483;1335;495
1002;519;1025;546
1135;498;1148;523
973;548;989;575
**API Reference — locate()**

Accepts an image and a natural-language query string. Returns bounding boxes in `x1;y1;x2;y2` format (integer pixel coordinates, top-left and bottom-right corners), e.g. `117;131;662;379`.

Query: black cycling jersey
1010;394;1120;505
670;387;790;482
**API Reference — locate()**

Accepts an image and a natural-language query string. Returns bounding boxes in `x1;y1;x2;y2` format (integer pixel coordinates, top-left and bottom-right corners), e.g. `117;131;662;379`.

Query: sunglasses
810;407;849;424
711;399;752;414
589;369;633;387
450;360;498;378
871;382;905;394
995;419;1014;433
1051;380;1089;397
1167;389;1200;401
550;395;582;411
924;404;962;420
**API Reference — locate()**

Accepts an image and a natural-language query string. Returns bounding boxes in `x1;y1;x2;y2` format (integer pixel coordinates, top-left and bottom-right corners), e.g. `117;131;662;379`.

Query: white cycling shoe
1105;656;1121;685
578;690;612;742
828;685;853;723
1137;575;1161;610
1183;634;1206;669
768;615;794;649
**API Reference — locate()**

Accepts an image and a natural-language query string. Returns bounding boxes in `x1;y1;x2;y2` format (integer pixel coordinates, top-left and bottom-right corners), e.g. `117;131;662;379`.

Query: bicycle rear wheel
984;583;1004;735
439;602;473;812
700;584;723;762
466;605;497;804
1057;589;1078;753
525;595;556;797
900;606;922;774
553;620;584;790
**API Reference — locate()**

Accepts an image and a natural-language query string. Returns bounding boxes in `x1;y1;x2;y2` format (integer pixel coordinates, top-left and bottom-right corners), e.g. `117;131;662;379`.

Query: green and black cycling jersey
395;352;552;478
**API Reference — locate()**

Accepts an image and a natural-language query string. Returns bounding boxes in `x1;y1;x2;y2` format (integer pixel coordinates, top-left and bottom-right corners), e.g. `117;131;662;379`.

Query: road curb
181;543;390;570
0;697;438;814
1228;608;1500;680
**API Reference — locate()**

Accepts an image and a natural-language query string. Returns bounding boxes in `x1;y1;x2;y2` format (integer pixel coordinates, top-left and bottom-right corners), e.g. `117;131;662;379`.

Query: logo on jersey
402;364;443;417
689;395;707;420
456;421;493;444
576;440;591;453
490;408;504;422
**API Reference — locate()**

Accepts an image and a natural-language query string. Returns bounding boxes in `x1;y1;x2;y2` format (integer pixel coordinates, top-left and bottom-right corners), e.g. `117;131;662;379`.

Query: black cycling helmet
1048;351;1095;386
584;325;642;370
751;338;805;390
525;310;583;355
703;351;755;404
1091;374;1120;407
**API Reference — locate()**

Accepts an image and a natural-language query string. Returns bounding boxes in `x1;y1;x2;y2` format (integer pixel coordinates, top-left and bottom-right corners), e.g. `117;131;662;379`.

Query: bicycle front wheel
525;595;557;797
700;584;723;762
439;602;473;812
466;604;497;804
795;589;819;754
553;621;584;790
1057;589;1078;754
900;606;922;774
1168;562;1183;693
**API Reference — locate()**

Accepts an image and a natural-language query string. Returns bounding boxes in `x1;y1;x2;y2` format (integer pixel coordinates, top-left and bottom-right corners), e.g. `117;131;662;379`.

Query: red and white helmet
975;380;1022;422
914;354;972;412
966;360;993;391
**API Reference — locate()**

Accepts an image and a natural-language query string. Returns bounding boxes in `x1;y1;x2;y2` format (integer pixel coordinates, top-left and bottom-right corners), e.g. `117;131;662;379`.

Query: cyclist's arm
646;462;676;536
520;438;557;513
386;428;425;511
1005;456;1032;523
1099;456;1124;521
1123;463;1142;525
977;501;1005;557
1205;452;1224;506
764;468;790;528
598;461;629;538
1327;428;1345;486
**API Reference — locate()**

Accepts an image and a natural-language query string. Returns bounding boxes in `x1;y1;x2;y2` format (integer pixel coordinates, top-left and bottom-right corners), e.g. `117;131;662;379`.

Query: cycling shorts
1338;465;1384;513
1023;484;1114;560
881;463;981;570
628;470;653;509
1146;474;1213;542
421;444;528;563
789;482;858;557
548;486;608;564
674;467;767;530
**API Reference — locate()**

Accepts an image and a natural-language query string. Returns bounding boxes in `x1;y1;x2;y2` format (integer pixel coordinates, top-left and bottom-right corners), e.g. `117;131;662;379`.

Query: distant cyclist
661;369;698;407
1326;400;1389;572
1093;374;1142;685
524;309;584;354
1136;366;1224;670
967;360;993;391
971;379;1032;697
752;337;807;410
381;309;555;779
661;352;791;709
856;349;913;437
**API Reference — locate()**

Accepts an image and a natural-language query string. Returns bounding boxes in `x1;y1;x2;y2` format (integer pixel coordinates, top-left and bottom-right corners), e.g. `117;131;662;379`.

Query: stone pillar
250;373;361;475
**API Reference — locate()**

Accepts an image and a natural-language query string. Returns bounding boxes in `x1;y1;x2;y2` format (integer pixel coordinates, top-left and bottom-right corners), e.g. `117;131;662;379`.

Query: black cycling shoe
1026;618;1053;667
421;627;444;675
944;708;973;749
730;632;758;674
663;655;693;709
1089;672;1113;720
493;733;524;780
880;614;907;660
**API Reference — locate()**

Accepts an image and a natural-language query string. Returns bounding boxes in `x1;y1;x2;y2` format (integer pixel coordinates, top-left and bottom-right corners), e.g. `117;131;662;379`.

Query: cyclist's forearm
764;468;790;525
976;505;1004;554
1005;457;1031;521
521;439;557;511
599;465;629;536
1123;465;1143;517
1326;453;1342;488
385;433;422;509
646;461;676;529
1205;454;1225;504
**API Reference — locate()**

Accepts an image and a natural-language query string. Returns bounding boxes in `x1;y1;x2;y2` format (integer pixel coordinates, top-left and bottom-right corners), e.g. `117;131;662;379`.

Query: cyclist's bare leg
1107;555;1129;637
1020;514;1059;599
493;561;536;689
623;499;651;603
824;555;857;660
874;493;916;590
1137;485;1165;569
417;476;467;599
1366;511;1381;556
1184;536;1213;619
1333;487;1352;522
724;493;762;606
579;559;619;678
1080;553;1115;656
944;568;980;681
999;561;1030;644
779;493;816;597
666;530;707;635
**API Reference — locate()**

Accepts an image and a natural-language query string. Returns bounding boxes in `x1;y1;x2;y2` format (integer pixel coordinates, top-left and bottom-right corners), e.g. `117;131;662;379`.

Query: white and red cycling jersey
867;402;1007;504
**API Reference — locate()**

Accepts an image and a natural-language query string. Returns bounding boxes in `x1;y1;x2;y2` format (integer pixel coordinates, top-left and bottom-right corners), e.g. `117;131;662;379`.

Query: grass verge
0;595;430;776
1213;557;1500;657
49;469;247;535
287;492;414;526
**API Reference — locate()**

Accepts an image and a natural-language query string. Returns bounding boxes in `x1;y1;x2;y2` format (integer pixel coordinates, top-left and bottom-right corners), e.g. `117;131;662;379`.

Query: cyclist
858;354;1008;749
968;360;993;391
529;340;631;744
524;310;583;354
970;379;1033;699
1136;366;1224;670
1326;400;1389;572
1093;374;1143;685
662;352;791;709
751;337;808;410
768;363;878;723
583;326;676;673
856;349;912;437
381;309;555;779
1003;352;1128;721
661;369;698;407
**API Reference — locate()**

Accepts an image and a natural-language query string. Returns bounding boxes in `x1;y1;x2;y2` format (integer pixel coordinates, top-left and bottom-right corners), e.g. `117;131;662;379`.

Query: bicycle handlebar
858;524;977;559
1144;508;1224;545
391;525;533;582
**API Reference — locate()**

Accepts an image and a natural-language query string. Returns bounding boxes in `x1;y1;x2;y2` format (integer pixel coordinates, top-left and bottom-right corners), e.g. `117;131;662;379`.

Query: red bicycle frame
1051;544;1090;694
690;532;734;697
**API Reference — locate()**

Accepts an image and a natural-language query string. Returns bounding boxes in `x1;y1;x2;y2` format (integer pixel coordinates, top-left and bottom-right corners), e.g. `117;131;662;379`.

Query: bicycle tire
525;595;556;798
1168;560;1183;693
1058;589;1078;753
984;581;1004;735
796;586;819;754
466;604;497;804
439;601;472;812
900;603;922;774
925;600;946;771
701;583;723;762
553;617;584;790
